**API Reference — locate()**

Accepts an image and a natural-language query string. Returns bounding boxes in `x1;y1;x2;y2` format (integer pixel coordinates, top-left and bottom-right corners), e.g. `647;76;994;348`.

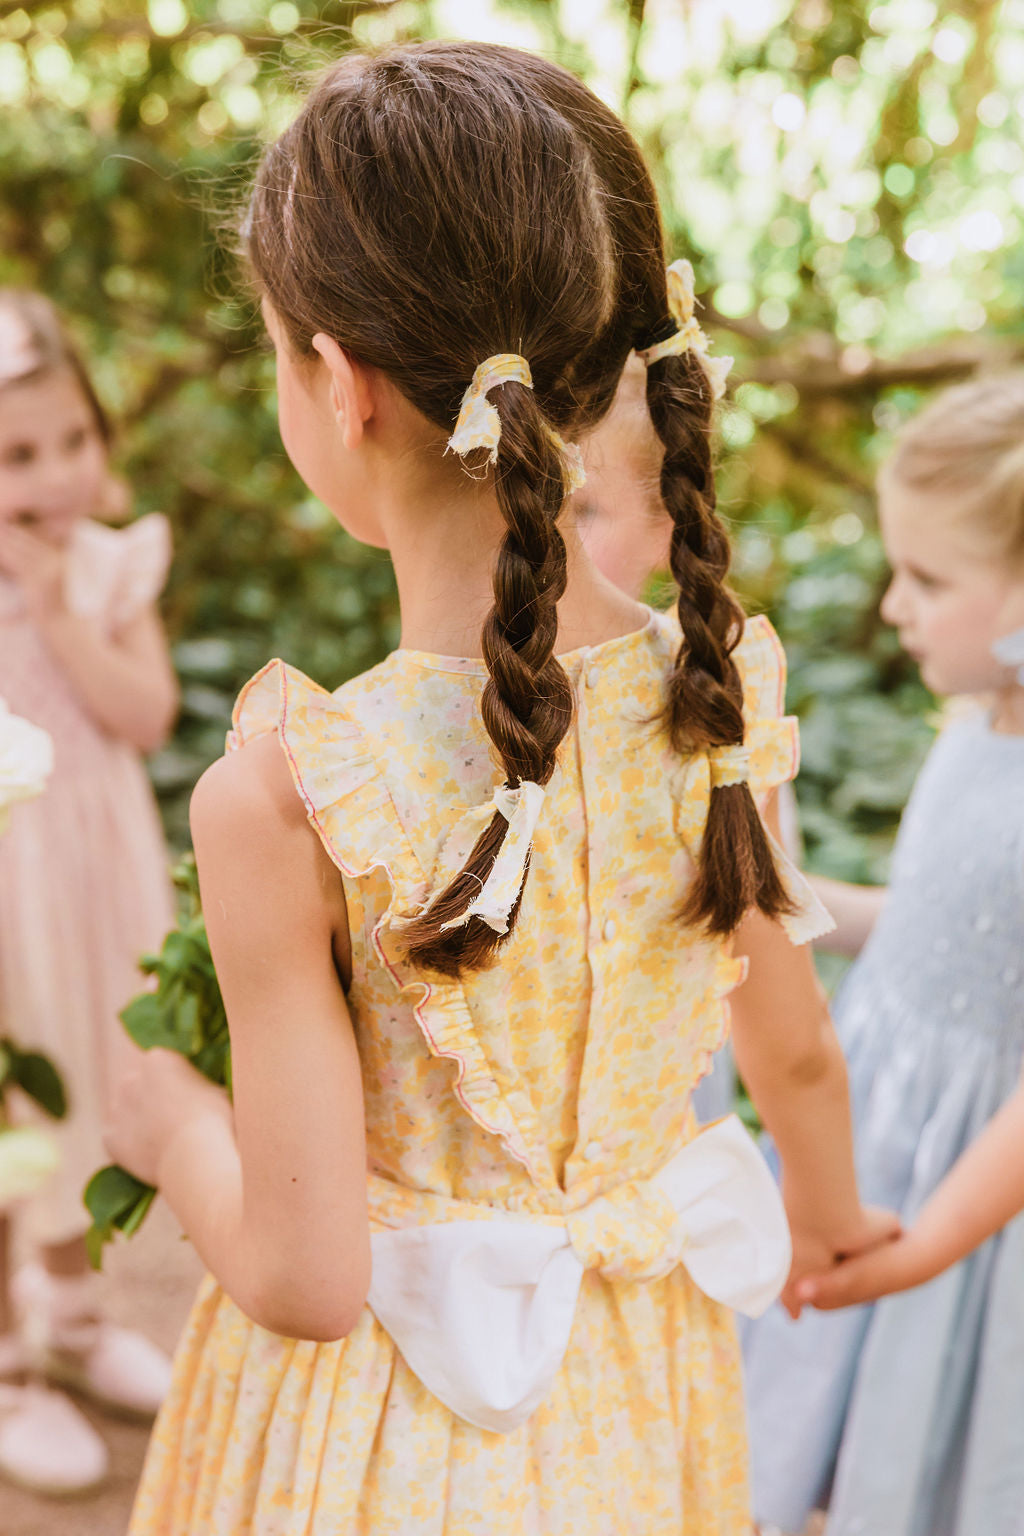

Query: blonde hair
882;373;1024;564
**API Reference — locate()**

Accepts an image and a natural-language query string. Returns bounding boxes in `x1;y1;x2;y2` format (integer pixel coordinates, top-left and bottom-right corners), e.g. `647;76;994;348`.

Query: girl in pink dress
0;291;177;1494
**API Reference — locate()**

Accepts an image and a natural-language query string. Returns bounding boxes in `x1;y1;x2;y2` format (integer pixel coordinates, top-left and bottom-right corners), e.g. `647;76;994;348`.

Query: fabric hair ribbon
0;311;40;388
439;779;546;935
637;260;733;400
707;743;751;788
446;353;586;492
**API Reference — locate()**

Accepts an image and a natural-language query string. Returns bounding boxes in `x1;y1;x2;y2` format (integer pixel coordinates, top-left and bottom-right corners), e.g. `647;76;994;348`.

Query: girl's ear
311;333;375;452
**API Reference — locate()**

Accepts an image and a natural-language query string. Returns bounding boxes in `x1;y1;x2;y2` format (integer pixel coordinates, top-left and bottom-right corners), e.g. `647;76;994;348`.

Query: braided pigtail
644;342;794;935
400;381;575;976
246;44;621;975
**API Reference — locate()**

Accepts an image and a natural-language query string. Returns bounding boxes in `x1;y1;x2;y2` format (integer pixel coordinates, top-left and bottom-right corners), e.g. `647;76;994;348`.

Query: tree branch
736;335;1024;398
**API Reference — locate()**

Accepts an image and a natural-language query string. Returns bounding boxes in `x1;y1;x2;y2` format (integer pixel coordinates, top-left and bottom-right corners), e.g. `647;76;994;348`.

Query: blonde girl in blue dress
744;374;1024;1536
103;44;894;1535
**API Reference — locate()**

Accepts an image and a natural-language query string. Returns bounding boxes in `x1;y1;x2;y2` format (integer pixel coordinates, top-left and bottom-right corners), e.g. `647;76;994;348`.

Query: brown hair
247;42;790;973
473;45;793;935
882;373;1024;566
0;289;110;443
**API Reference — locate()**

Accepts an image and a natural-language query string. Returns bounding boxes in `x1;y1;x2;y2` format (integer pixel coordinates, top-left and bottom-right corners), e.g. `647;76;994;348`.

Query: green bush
4;0;1020;872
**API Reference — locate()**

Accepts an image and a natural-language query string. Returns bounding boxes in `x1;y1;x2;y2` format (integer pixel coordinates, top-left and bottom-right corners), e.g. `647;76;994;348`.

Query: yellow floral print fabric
130;609;807;1536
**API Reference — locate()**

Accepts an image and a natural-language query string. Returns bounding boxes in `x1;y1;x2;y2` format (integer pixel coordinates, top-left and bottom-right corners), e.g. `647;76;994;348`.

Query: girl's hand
104;1048;233;1189
793;1228;935;1311
0;523;67;622
781;1204;901;1318
833;1202;904;1259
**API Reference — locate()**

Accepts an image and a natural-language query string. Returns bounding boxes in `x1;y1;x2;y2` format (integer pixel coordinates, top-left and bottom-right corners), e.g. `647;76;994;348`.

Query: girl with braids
107;43;894;1536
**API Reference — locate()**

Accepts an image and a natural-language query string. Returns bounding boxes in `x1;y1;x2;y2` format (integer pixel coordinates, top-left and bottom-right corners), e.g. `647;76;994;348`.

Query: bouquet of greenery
84;857;230;1267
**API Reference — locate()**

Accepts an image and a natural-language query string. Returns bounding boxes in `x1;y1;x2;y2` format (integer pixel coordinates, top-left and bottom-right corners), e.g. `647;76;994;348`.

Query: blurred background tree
2;0;1021;876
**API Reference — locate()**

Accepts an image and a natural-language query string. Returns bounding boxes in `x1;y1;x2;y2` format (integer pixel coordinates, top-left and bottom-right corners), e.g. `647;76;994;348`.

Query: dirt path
3;1201;203;1535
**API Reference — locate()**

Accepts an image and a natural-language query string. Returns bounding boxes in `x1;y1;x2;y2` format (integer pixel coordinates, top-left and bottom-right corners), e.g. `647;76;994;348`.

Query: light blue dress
742;711;1024;1536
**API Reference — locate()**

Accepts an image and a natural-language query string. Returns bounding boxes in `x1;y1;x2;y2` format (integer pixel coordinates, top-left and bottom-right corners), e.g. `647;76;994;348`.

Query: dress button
583;1141;602;1161
1004;968;1019;986
950;991;968;1012
975;913;993;933
602;918;616;943
586;666;600;689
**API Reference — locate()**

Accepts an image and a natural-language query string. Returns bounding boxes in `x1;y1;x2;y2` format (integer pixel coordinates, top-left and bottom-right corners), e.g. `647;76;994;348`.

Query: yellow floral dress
130;608;816;1536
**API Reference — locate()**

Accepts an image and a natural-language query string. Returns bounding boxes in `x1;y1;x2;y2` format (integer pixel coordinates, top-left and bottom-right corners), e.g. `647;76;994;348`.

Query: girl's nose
39;452;76;495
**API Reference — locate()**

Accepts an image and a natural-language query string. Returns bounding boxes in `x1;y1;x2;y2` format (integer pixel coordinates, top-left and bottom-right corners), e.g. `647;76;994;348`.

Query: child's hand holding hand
794;1226;936;1312
104;1047;233;1190
782;1205;902;1318
0;522;67;623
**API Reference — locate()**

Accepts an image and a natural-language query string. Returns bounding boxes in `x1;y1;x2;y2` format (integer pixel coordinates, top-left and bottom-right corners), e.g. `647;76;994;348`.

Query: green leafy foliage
3;0;1020;874
0;1038;68;1120
84;856;227;1265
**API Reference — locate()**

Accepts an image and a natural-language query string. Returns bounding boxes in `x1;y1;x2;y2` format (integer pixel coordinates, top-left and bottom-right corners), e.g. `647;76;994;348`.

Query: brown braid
460;49;794;932
400;383;575;974
645;345;795;934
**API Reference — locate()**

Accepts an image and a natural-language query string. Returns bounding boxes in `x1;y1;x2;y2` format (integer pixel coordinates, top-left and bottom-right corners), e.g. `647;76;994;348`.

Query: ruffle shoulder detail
64;514;172;628
732;613;800;799
670;613;835;947
227;659;424;910
227;659;556;1190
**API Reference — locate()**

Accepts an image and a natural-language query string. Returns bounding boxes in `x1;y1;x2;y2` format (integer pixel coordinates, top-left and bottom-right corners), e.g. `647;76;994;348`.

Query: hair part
882;373;1024;566
0;289;110;444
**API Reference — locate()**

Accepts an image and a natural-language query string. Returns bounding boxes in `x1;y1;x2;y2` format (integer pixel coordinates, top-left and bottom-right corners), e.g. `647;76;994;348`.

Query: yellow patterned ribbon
439;779;546;936
446;353;586;491
637;260;734;399
707;742;751;788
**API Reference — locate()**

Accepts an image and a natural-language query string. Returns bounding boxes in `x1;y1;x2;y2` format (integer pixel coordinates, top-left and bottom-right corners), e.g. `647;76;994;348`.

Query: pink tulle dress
0;514;175;1243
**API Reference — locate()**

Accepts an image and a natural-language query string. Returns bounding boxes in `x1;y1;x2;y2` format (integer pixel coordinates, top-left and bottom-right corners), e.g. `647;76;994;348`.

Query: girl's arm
105;733;371;1340
729;793;897;1283
730;906;893;1273
35;605;178;753
0;521;177;752
808;874;887;957
797;1076;1024;1309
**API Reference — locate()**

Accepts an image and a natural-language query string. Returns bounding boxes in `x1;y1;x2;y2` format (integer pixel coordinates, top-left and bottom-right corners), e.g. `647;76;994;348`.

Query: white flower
0;1125;60;1206
0;698;53;831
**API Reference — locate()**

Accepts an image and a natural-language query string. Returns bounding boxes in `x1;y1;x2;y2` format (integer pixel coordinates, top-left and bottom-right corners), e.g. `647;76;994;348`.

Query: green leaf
10;1050;68;1119
83;1165;156;1269
84;1164;154;1227
0;1040;67;1119
119;1185;156;1236
85;1222;112;1271
120;991;175;1051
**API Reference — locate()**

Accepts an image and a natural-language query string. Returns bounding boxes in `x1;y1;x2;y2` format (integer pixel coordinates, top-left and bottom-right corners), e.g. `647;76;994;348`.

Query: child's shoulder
66;513;172;623
653;605;788;719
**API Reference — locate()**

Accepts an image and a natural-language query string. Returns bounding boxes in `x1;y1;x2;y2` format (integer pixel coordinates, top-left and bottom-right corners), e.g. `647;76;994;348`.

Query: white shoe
14;1263;172;1421
0;1382;108;1495
44;1317;173;1420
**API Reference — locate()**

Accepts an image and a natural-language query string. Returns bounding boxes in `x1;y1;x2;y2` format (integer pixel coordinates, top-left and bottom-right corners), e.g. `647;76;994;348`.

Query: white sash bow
367;1115;790;1432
